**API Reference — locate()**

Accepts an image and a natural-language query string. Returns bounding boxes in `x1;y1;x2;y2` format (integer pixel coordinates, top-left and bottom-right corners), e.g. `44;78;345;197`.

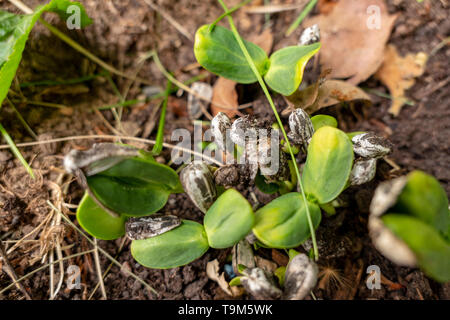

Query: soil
0;0;449;300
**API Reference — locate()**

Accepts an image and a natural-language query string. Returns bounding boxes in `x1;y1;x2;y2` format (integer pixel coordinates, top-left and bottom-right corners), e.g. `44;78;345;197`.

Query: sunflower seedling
369;170;450;283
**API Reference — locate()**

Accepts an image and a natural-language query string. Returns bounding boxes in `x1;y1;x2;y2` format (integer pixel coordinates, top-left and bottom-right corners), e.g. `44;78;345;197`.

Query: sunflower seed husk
232;239;256;275
349;158;377;186
299;24;320;46
211;112;232;151
352;133;392;159
63;143;139;176
241;267;282;300
187;82;213;120
288;108;314;148
230;116;261;147
125;215;181;240
283;253;318;300
180;161;217;213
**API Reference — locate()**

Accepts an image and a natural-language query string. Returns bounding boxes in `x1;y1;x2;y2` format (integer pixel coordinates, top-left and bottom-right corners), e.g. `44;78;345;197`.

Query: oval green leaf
392;171;449;238
264;43;321;96
194;24;269;83
131;220;209;269
252;193;321;249
98;157;182;193
302;126;354;204
382;214;450;283
76;193;126;240
311;115;337;131
204;188;254;249
87;175;169;217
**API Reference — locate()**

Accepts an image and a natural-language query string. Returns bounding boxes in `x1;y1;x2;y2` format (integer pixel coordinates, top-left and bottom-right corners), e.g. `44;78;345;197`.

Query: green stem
285;0;317;36
0;123;34;178
217;0;319;260
209;0;253;31
152;80;172;155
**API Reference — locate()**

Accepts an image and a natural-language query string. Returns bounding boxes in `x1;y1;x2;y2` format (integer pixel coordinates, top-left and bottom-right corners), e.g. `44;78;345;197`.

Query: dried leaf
285;79;371;115
206;259;242;297
305;0;397;84
375;45;427;116
211;77;239;118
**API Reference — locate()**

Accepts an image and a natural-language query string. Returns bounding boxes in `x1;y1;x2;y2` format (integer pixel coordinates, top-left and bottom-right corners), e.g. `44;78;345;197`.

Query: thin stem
0;123;35;179
217;0;318;260
6;98;37;140
209;0;253;31
285;0;317;36
152;80;171;155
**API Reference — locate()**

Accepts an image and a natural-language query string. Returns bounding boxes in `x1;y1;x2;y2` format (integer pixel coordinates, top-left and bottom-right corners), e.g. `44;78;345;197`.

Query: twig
0;240;32;300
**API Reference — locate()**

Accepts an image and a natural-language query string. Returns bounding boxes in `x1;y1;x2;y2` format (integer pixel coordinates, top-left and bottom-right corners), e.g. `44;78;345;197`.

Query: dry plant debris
375;44;428;116
305;0;397;84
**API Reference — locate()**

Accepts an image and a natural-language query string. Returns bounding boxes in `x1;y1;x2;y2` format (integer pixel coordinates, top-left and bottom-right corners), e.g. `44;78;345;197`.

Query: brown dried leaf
285;79;371;115
211;77;239;118
206;259;242;297
375;45;427;116
305;0;397;84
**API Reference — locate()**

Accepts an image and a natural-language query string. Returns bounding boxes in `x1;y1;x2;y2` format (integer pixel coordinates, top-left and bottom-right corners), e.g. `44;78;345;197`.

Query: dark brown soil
0;0;449;300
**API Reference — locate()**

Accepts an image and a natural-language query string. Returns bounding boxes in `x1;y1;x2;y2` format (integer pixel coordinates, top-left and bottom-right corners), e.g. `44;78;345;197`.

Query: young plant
370;170;450;283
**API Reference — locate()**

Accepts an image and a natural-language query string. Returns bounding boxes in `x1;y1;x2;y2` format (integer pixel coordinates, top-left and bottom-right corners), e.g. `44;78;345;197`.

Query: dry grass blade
0;241;32;300
93;238;107;300
143;0;193;41
48;201;159;296
245;3;307;14
0;134;223;166
0;249;94;296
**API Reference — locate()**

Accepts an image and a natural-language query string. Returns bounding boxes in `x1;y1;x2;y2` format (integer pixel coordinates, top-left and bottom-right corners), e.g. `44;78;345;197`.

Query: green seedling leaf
274;266;286;288
264;43;320;96
229;276;242;286
204;189;254;249
96;157;182;193
87;157;182;216
255;171;280;194
194;24;269;83
392;171;449;239
382;214;450;283
311;115;337;131
347;131;366;140
131;220;209;269
0;0;92;108
252;193;321;248
288;249;300;261
76;193;126;240
302;126;354;204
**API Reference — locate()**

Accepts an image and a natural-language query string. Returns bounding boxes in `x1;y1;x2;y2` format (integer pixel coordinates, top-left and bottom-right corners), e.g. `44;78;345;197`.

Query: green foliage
382;214;450;283
194;24;269;83
252;193;321;248
194;24;319;95
310;115;337;131
204;188;254;248
86;157;182;216
76;193;126;240
392;171;449;238
263;43;321;96
0;0;92;108
302;126;354;204
131;220;209;269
